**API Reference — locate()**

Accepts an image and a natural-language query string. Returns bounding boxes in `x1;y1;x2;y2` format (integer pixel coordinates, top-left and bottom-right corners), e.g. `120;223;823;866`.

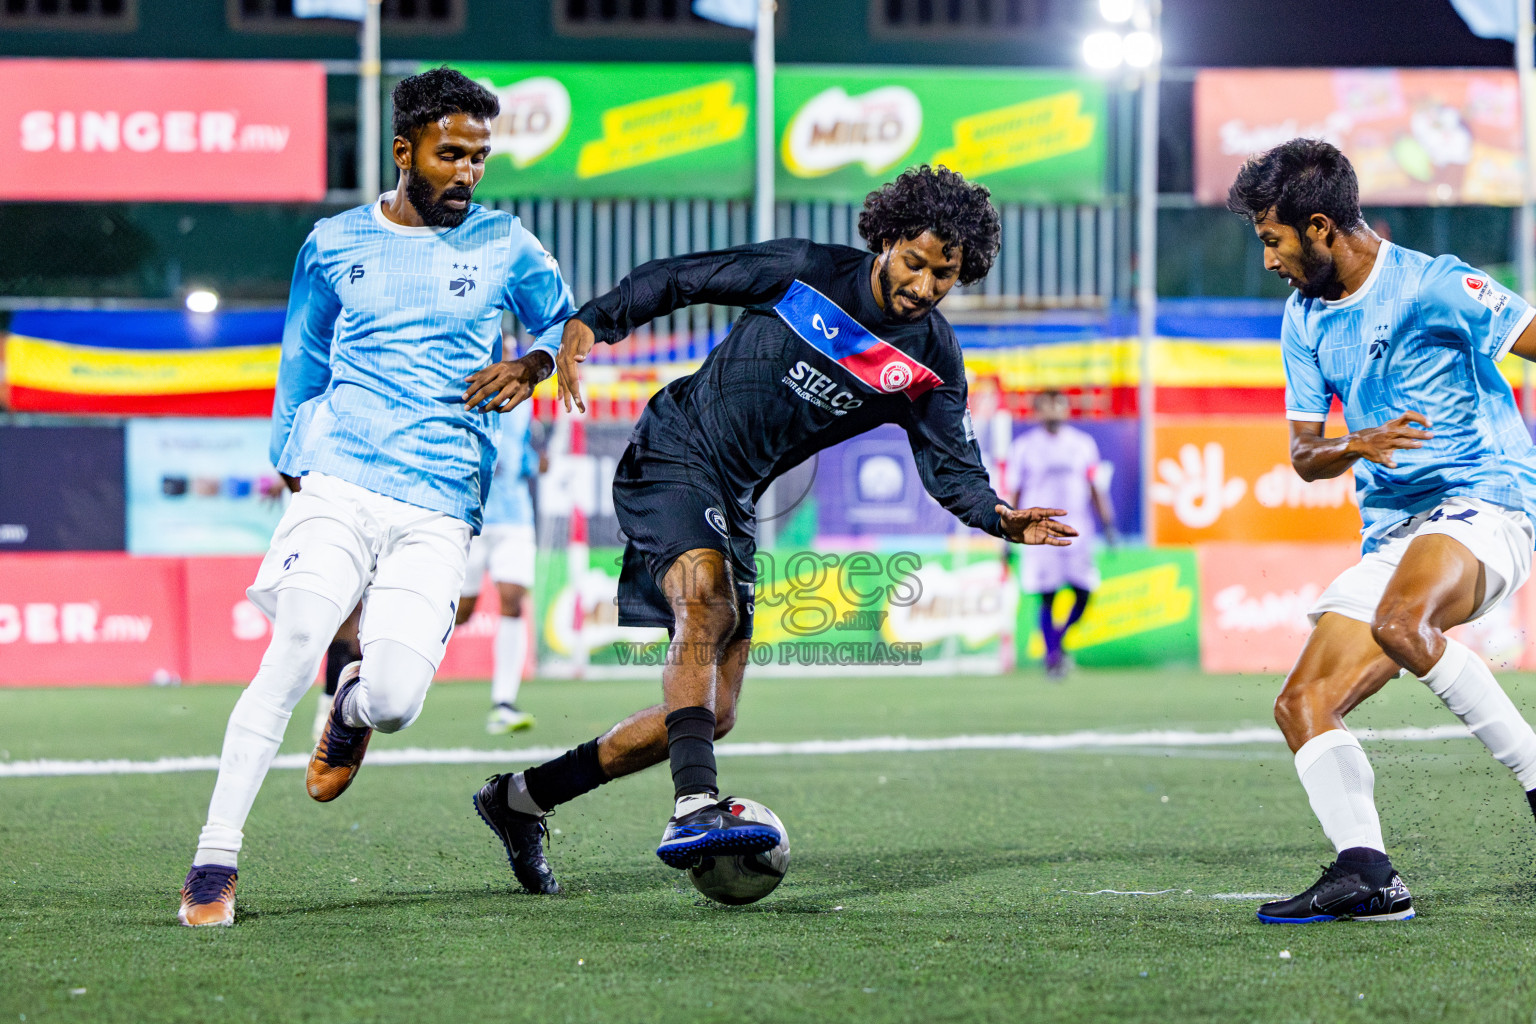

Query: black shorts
611;444;756;641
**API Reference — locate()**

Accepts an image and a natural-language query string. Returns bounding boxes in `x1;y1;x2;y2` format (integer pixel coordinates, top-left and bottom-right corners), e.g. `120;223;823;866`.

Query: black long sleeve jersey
575;238;1008;538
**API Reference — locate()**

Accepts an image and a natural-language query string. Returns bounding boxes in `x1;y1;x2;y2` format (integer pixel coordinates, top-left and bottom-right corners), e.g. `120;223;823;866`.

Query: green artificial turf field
4;669;1536;1024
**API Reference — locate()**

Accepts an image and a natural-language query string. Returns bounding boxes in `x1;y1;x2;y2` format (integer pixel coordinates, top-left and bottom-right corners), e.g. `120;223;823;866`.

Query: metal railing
496;197;1128;358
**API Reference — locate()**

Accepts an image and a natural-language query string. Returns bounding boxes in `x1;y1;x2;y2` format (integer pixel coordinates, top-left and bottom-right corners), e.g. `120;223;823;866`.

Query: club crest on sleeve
704;507;729;537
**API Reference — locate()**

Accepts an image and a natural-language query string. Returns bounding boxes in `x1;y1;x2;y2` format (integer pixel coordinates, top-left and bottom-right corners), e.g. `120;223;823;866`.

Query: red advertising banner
1195;69;1524;207
0;554;496;687
1200;543;1536;675
1198;542;1359;675
0;59;327;202
0;553;187;687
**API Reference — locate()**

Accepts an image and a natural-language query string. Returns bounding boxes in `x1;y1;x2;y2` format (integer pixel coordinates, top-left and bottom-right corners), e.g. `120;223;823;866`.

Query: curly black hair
858;165;1001;286
1226;138;1363;235
391;66;500;145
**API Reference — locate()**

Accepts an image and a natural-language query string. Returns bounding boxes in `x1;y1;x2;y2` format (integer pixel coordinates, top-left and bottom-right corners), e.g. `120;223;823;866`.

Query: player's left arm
905;377;1077;547
1421;255;1536;364
463;225;579;413
1508;318;1536;362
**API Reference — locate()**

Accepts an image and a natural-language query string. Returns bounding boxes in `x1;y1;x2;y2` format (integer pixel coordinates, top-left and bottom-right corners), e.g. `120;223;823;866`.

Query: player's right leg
1260;612;1409;923
473;618;754;895
308;499;470;801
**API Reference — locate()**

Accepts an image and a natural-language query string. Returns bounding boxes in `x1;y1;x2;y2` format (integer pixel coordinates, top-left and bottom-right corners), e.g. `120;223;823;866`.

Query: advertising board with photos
125;418;287;556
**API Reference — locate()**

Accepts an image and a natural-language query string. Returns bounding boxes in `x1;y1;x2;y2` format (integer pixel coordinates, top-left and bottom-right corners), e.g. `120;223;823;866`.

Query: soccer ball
688;797;790;906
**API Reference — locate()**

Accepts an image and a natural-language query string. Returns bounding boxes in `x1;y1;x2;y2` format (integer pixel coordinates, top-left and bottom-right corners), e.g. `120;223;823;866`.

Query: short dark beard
1292;239;1337;299
404;169;474;228
878;259;933;321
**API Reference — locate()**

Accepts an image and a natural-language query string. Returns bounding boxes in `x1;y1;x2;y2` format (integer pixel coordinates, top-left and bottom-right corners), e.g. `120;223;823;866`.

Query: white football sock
1294;729;1386;854
491;614;527;708
1420;639;1536;790
341;639;435;733
195;589;343;868
674;792;717;818
502;771;545;816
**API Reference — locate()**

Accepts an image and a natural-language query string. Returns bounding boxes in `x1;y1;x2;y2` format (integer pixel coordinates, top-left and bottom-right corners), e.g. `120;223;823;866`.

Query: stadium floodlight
1122;29;1160;67
1083;30;1125;69
1099;0;1135;23
185;288;220;314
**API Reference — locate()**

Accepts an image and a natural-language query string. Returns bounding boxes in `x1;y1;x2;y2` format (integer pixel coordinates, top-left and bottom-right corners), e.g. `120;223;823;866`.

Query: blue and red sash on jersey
773;280;944;400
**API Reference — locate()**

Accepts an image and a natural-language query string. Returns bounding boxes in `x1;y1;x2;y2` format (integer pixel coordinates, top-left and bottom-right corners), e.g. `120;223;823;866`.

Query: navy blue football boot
1257;859;1414;923
655;797;782;869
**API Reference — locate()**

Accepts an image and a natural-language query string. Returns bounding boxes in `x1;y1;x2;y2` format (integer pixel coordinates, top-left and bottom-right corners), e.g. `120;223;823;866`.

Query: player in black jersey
469;166;1077;893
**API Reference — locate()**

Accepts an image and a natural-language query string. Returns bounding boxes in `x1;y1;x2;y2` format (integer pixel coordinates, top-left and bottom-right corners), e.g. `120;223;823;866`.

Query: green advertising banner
1016;546;1200;668
442;63;1105;203
532;543;1195;677
775;66;1107;203
447;62;754;199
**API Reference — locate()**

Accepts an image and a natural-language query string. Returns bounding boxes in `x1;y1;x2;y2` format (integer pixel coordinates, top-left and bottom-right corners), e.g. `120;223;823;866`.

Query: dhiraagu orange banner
1153;416;1363;546
445;62;754;199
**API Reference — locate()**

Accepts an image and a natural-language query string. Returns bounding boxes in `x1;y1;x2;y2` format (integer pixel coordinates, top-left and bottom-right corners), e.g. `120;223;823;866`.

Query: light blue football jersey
482;399;536;527
1282;241;1536;553
271;192;575;531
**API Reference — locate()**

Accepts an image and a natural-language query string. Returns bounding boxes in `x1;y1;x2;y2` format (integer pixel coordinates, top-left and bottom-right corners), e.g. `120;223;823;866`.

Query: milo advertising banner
440;63;1104;203
532;542;1190;679
447;62;754;199
776;67;1107;203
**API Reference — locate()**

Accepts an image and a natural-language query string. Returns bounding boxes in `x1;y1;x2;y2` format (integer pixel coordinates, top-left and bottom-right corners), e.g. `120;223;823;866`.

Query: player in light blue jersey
454;398;543;734
1228;139;1536;924
179;68;576;926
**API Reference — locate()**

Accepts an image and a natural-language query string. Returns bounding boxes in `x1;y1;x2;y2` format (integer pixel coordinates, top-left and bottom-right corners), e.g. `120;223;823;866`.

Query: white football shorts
460;522;537;597
1020;538;1100;594
248;472;473;668
1309;496;1535;626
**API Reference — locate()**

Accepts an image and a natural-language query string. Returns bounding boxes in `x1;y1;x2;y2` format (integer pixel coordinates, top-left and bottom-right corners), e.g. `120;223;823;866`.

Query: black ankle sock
524;739;608;811
665;706;718;798
1337;846;1390;865
324;638;361;696
1338;846;1393;883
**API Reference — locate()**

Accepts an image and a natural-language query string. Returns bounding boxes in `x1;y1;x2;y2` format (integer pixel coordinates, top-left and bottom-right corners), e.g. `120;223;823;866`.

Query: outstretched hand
556;317;597;413
463;351;553;414
997;505;1077;546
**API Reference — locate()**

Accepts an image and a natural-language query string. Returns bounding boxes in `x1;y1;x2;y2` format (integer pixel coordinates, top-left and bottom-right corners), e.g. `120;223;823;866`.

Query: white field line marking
1062;888;1182;896
0;723;1475;780
1209;893;1287;900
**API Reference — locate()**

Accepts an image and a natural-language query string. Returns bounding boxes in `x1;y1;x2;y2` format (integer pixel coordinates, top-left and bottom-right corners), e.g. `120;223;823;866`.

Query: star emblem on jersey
879;361;913;393
704;507;729;537
449;263;479;297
